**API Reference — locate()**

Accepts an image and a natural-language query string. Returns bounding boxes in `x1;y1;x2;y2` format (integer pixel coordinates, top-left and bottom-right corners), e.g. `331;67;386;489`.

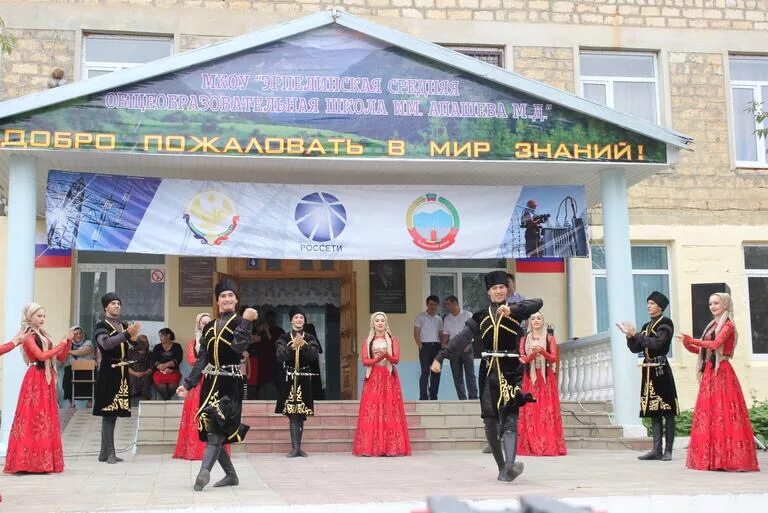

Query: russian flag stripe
515;258;565;273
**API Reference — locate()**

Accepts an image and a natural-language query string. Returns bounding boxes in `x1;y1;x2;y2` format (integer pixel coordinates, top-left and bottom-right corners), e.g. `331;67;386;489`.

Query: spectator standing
61;325;95;408
414;295;443;400
442;296;476;400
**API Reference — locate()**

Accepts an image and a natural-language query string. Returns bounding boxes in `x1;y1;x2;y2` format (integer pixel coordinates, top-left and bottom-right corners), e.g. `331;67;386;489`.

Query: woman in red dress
174;313;210;460
517;311;567;456
4;303;72;474
353;312;411;457
0;332;24;500
679;292;759;472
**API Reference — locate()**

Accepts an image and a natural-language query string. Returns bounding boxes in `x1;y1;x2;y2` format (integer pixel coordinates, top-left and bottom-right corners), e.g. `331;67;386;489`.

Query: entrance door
339;273;357;399
77;263;166;345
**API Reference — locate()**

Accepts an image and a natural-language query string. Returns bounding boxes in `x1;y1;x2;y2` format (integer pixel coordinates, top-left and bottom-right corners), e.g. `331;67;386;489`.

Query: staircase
136;400;650;454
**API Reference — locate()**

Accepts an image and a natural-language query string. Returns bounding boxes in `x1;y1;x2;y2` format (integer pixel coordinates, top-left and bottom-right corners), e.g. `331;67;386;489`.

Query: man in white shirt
414;295;443;400
442;296;477;400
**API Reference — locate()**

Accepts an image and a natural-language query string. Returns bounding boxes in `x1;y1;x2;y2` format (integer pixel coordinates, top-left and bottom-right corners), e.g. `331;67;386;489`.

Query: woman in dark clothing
127;335;153;403
151;328;183;400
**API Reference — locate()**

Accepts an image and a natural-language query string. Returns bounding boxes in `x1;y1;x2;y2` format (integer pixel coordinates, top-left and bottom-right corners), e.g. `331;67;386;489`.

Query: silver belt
286;369;319;378
482;351;520;358
202;363;242;378
111;360;136;368
639;363;663;367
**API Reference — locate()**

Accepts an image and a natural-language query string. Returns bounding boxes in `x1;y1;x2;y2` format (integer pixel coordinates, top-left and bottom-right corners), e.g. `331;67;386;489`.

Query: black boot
500;430;524;482
639;417;663;460
104;417;123;464
98;418;109;462
213;448;239;487
195;434;223;491
287;416;308;458
662;416;675;461
483;419;505;481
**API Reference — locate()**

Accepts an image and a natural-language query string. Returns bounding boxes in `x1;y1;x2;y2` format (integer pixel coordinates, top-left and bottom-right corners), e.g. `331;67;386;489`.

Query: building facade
0;0;767;414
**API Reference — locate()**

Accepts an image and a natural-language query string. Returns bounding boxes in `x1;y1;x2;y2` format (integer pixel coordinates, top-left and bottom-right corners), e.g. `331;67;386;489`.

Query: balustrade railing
558;331;613;402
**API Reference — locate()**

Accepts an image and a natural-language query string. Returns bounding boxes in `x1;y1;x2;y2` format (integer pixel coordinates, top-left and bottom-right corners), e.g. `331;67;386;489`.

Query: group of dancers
0;272;760;501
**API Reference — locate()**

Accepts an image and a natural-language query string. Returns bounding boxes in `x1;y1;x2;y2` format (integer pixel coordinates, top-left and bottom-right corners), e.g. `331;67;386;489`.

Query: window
579;51;660;124
592;245;671;344
745;246;768;356
82;33;173;79
442;45;504;68
729;56;768;166
426;259;507;315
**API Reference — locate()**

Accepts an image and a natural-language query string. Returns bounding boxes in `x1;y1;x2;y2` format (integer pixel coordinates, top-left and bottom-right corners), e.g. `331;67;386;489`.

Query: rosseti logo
294;192;347;242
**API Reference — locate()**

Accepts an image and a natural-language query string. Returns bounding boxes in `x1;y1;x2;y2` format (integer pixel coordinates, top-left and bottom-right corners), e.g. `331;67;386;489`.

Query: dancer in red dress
517;312;567;456
353;312;411;457
4;303;73;474
173;313;211;460
679;292;759;472
0;332;24;500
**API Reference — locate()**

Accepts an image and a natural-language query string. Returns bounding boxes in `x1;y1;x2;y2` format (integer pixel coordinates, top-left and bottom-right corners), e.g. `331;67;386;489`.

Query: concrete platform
1;413;766;513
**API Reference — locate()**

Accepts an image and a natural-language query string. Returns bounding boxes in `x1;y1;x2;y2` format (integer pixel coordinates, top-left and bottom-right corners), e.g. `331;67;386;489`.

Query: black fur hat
484;270;508;291
214;279;238;299
288;307;305;322
100;292;120;311
647;291;669;311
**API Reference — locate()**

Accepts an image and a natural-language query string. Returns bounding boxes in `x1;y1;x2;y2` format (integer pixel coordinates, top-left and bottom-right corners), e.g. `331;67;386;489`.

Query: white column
600;168;643;434
1;154;37;456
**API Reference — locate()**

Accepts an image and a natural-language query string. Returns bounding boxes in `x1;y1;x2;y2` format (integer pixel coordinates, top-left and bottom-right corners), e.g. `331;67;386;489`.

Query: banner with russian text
45;170;589;260
2;25;664;163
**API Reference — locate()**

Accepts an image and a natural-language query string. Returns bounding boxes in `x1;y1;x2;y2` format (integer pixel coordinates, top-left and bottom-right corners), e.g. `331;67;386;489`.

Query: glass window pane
580;53;655;78
87;69;113;78
320;260;335;271
745;246;768;269
591;245;606;270
583;83;607;105
115;269;164;321
631;246;668;270
266;259;281;271
595;276;609;332
461;272;488;313
299;260;314;271
729;57;768;82
732;87;759;161
427;258;506;268
85;36;172;64
614;81;657;123
429;274;455;317
79;271;108;338
78;251;164;264
748;276;768;354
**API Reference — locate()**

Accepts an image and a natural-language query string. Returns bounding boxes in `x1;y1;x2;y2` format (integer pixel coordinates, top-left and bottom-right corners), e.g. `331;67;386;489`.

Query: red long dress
353;336;411;456
4;334;70;474
173;339;230;460
0;341;17;501
683;320;759;472
517;333;567;456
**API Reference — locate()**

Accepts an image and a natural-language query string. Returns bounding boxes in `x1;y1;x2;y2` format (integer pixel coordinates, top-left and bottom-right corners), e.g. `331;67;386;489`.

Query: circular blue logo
294;192;347;242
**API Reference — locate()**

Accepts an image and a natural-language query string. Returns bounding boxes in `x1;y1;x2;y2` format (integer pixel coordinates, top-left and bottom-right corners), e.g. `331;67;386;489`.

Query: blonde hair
366;311;393;354
696;292;738;380
194;312;212;352
19;303;56;383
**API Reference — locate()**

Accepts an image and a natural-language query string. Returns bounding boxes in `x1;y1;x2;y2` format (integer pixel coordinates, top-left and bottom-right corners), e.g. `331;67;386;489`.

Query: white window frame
425;265;502;314
81;33;173;80
744;245;768;360
730;80;768;168
579;51;661;125
76;263;167;345
591;244;672;356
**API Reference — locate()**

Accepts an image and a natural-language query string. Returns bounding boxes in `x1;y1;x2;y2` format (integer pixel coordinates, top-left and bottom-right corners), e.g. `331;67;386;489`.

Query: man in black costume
92;292;142;464
432;270;542;482
275;307;321;457
177;279;254;491
618;291;679;461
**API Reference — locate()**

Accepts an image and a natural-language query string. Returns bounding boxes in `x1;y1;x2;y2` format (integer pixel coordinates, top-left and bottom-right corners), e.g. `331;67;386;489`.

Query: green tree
747;101;767;139
0;17;16;55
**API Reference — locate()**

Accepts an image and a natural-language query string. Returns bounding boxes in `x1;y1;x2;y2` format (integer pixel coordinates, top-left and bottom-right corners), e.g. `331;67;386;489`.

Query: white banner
45;170;588;260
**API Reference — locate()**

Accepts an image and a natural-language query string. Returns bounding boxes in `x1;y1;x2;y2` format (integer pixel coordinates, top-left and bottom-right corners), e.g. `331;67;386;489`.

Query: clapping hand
615;321;636;337
243;308;259;321
496;304;511;317
289;334;306;350
176;385;188;398
126;322;142;339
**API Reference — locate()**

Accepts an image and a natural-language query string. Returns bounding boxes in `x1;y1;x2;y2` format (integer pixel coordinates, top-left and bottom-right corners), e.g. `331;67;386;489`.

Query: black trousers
450;350;478;400
418;343;441;400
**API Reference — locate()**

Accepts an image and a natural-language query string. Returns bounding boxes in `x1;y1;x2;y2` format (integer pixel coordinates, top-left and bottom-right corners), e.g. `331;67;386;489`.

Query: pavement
0;409;766;513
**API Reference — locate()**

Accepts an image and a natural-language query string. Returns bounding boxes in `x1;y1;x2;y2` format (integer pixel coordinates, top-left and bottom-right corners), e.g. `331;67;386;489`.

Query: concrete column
1;154;37;455
600;167;643;434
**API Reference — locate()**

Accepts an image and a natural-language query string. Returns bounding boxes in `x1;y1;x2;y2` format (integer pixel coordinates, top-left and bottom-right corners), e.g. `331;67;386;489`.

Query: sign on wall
45;170;589;260
1;25;664;164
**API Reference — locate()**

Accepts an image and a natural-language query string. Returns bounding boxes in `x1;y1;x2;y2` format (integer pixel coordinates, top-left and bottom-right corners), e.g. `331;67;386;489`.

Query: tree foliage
747;100;767;140
0;17;16;55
